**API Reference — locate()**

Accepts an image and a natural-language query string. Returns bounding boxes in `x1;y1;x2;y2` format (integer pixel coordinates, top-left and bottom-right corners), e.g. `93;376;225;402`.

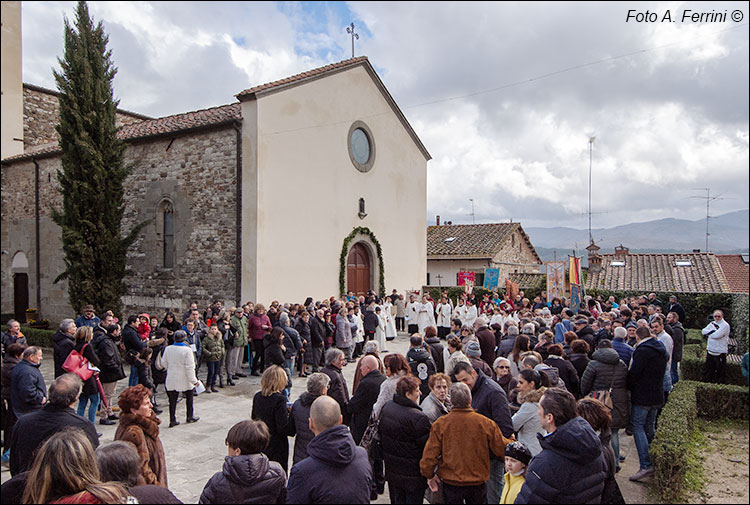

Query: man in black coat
92;324;126;425
347;356;385;444
475;320;497;368
574;317;597;357
666;311;685;385
363;306;379;342
10;373;99;476
309;309;330;371
453;361;513;504
10;347;47;418
627;325;668;482
667;295;686;326
515;388;607;504
122;315;145;387
321;348;350;425
52;319;77;378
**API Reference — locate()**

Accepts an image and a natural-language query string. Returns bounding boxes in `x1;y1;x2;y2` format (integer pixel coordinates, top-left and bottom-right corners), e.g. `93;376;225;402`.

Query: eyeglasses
497;366;510;369
713;315;722;319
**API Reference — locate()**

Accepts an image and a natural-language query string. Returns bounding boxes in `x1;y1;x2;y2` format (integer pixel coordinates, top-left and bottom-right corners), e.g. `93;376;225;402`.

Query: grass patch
683;422;707;500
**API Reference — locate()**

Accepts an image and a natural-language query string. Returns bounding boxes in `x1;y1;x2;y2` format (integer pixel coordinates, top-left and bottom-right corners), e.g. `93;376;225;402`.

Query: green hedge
651;380;749;503
20;326;56;348
651;381;698;503
1;313;15;326
682;343;703;359
681;352;746;386
694;382;749;420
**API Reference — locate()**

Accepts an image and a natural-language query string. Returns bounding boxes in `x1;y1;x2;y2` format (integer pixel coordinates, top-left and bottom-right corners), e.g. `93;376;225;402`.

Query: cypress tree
52;1;147;317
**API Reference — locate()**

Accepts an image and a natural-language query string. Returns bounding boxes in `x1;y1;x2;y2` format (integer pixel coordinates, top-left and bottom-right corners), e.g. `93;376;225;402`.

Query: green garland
339;227;386;298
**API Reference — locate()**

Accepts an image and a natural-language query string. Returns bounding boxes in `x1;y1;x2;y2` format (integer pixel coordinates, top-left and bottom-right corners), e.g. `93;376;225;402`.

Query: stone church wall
1;125;239;323
23;85;148;149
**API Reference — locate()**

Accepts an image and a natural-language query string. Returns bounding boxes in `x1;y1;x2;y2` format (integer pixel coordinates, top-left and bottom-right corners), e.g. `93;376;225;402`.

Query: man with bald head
287;396;373;504
347;355;385;445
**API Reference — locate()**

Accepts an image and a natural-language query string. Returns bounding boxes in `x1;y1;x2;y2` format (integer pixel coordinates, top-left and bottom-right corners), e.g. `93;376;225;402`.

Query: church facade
1;7;429;322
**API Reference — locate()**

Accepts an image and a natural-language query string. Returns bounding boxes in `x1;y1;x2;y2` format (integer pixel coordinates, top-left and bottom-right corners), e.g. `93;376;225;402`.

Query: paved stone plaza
1;332;647;504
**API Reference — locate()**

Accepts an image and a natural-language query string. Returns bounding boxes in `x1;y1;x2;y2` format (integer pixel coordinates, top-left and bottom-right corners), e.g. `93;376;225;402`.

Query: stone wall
1;125;240;324
491;230;543;282
23;84;149;149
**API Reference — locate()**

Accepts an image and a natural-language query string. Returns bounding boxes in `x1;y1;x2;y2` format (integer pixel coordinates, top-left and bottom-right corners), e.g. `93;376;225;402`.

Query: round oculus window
348;121;376;172
351;128;370;165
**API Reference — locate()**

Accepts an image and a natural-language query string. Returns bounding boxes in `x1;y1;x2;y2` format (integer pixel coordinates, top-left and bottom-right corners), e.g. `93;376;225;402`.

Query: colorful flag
569;256;581;286
570;284;582;313
484;268;500;289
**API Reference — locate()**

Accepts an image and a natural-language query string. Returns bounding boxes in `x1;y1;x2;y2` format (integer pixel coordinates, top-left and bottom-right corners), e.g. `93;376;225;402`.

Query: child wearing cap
500;441;533;504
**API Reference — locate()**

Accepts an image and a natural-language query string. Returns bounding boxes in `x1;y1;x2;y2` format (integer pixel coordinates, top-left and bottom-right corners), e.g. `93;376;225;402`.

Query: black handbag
359;412;382;459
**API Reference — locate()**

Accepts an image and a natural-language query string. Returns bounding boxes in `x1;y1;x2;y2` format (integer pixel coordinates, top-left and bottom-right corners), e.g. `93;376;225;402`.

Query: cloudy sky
20;1;749;229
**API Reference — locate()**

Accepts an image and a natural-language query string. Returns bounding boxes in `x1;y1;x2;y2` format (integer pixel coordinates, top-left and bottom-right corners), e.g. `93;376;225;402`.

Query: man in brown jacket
420;382;514;504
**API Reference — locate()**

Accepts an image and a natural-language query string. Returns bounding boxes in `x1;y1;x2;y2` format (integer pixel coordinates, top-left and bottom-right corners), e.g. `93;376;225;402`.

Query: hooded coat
406;347;437;400
580;348;630;430
114;412;168;487
198;453;286;504
286;425;373;504
544;355;580;398
515;417;608;504
346;368;385;445
627;337;669;407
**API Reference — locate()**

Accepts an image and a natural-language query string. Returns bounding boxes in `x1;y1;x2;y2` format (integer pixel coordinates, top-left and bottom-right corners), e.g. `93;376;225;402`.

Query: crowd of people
0;288;741;504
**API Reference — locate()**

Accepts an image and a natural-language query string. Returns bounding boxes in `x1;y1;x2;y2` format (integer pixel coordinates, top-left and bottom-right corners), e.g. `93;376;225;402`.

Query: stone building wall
23;85;149;149
491;230;543;283
1;125;239;324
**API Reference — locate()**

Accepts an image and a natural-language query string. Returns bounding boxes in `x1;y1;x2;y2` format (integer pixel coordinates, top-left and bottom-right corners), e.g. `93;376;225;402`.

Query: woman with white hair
493;356;518;396
289;372;330;465
162;330;200;428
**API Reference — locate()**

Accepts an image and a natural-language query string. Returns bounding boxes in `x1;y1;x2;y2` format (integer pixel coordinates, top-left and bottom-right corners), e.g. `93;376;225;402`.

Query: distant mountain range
525;210;749;264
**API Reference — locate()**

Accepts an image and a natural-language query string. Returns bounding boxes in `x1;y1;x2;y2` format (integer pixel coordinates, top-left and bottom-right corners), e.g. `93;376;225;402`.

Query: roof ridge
236;56;369;98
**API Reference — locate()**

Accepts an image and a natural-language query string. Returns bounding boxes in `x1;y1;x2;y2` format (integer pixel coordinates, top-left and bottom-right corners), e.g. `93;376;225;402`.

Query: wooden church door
347;243;371;296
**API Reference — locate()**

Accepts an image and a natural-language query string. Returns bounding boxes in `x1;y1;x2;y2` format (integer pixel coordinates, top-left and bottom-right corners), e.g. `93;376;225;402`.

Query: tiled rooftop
2;103;241;164
716;254;749;293
585;252;730;293
427;223;541;263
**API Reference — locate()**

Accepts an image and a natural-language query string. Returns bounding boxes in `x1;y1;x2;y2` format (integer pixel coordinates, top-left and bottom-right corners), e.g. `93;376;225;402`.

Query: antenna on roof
689;188;730;252
468;199;475;224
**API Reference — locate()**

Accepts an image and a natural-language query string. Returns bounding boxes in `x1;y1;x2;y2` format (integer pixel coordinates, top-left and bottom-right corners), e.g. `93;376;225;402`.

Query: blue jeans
671;360;680;385
77;393;100;424
663;368;673;394
486;457;505;504
206;361;219;387
631;404;659;470
129;365;138;387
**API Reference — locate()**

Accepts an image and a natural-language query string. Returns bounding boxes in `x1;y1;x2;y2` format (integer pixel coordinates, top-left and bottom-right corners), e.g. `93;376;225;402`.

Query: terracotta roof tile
509;272;546;288
2;103;241;164
585;252;730;293
236;57;369;98
427;223;541;264
716;255;749;293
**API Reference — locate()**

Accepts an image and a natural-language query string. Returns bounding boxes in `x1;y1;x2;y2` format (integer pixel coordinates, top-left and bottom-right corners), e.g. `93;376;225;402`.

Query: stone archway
11;251;29;322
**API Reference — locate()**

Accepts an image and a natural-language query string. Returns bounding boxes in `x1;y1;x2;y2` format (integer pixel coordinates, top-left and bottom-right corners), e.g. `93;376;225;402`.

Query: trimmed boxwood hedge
651;381;698;503
681;352;746;386
651;380;749;503
19;326;56;348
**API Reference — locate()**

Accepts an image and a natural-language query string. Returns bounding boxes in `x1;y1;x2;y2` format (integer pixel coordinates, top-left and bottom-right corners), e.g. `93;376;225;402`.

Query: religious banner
483;268;500;289
505;278;519;301
570;284;582;314
569;256;581;286
546;262;566;301
457;271;475;286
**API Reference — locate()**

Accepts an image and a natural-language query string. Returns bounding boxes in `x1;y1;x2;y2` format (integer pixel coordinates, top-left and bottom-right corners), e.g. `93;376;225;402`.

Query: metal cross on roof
346;22;359;58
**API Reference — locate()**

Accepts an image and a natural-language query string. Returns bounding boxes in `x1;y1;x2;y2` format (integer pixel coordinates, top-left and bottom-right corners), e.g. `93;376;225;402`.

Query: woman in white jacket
162;330;200;428
511;369;546;456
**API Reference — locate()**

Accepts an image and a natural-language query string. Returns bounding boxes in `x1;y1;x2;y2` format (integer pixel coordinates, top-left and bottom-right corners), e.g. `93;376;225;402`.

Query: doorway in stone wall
14;273;29;322
346;243;371;296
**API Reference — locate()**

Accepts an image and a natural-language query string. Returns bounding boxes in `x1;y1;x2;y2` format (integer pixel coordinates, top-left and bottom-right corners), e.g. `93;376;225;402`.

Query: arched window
156;199;175;269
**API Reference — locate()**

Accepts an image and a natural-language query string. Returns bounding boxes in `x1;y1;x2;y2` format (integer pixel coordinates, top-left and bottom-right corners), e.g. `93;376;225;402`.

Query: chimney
436;215;441;226
614;244;630;257
692;249;701;253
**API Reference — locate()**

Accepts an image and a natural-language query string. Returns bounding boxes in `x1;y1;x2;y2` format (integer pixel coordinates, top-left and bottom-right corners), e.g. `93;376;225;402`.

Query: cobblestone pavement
2;334;648;504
